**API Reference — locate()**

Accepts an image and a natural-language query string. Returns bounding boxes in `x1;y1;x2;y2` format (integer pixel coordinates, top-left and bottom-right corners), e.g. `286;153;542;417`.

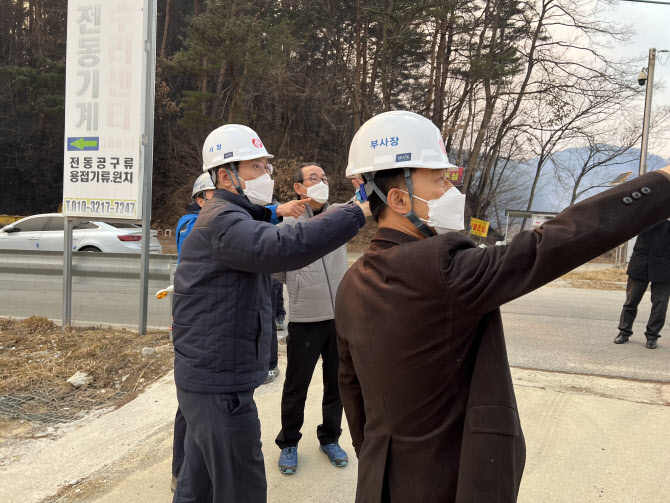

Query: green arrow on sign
70;138;98;150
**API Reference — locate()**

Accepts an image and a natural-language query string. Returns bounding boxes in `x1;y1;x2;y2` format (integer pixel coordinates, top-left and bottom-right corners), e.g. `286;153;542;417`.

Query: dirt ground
0;317;172;442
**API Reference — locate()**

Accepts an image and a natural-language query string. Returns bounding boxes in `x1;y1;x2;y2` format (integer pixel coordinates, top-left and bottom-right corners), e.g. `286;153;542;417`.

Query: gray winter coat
275;202;350;322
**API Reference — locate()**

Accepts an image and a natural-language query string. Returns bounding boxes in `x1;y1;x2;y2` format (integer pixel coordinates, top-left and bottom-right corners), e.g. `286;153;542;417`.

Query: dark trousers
174;310;277;478
272;280;286;317
269;283;281;370
173;388;267;503
172;407;186;477
618;276;670;340
275;320;343;449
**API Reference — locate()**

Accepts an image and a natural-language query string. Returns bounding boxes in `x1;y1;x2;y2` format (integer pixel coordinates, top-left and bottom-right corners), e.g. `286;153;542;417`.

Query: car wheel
79;246;101;252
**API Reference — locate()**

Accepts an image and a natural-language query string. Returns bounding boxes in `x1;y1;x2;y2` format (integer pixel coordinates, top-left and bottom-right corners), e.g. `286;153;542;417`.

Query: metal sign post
139;0;157;335
62;218;74;331
62;0;157;334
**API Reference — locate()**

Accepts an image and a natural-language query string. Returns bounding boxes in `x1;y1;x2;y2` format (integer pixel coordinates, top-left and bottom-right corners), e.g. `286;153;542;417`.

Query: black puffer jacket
627;219;670;284
172;189;365;393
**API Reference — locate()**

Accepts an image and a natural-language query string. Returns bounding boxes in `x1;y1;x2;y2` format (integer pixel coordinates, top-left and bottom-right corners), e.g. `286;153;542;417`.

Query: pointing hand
277;199;312;219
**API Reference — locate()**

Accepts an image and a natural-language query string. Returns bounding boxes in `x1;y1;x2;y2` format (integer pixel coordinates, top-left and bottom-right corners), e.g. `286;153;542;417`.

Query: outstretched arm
442;169;670;316
212;204;366;274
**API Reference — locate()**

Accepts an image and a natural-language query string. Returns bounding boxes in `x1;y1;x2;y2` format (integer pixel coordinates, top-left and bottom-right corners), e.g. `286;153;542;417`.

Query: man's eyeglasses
250;163;273;175
301;176;329;185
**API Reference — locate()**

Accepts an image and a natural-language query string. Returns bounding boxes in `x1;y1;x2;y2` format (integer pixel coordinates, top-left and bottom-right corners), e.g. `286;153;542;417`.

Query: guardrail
0;249;177;282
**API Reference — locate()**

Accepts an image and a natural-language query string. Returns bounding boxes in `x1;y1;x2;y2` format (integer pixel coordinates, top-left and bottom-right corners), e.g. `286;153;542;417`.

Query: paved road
2;270;667;381
0;272;171;329
503;286;670;382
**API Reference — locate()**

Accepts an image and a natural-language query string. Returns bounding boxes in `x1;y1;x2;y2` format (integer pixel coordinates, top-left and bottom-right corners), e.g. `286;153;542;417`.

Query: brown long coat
335;171;670;503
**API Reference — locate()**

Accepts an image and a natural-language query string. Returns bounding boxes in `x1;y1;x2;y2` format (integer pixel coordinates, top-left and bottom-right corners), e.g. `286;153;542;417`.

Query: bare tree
554;106;670;205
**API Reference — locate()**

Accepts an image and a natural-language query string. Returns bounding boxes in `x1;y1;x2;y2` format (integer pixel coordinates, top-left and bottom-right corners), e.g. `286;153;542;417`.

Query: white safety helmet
191;172;216;201
346;110;455;177
202;124;273;172
346;111;456;238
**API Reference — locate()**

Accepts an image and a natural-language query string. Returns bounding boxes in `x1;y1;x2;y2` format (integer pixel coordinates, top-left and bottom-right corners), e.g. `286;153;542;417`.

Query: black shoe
646;339;658;349
614;334;629;344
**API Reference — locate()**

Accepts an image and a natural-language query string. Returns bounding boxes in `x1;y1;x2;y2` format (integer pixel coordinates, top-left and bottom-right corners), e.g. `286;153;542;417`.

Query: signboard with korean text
63;0;148;220
470;218;489;238
531;214;554;228
446;167;464;186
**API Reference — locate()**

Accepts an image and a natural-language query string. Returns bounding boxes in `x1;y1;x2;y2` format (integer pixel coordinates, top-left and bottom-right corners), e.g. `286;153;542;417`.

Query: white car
0;213;163;254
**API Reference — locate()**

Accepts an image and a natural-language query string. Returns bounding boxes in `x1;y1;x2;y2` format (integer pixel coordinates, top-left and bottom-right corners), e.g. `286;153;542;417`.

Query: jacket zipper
322;256;336;316
306;205;337;317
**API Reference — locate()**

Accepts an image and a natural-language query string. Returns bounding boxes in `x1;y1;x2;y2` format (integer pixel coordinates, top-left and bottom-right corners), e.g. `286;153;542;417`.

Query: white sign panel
63;0;147;220
531;214;554;228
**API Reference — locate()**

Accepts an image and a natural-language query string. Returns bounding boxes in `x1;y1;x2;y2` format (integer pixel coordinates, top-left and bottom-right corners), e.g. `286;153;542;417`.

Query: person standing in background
275;163;366;474
614;218;670;349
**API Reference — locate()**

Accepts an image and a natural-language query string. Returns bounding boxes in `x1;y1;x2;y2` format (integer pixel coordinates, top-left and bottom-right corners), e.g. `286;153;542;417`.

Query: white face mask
403;186;466;235
239;173;275;206
302;182;329;204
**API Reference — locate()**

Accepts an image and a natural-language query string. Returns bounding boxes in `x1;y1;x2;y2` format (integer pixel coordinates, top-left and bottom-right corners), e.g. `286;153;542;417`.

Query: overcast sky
606;0;670;158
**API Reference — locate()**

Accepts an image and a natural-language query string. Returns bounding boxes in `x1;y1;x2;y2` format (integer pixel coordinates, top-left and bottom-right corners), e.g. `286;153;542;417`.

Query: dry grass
559;268;628;291
0;316;172;426
562;268;628;282
158;236;177;255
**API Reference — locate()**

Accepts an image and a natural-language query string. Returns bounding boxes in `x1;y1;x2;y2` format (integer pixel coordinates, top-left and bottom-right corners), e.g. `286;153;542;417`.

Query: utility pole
639;48;656;176
638;48;669;176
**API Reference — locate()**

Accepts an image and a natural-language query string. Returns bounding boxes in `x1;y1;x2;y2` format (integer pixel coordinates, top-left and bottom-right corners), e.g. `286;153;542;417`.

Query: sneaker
646;339;658;349
279;446;298;474
276;315;286;331
319;442;348;467
614;334;629;344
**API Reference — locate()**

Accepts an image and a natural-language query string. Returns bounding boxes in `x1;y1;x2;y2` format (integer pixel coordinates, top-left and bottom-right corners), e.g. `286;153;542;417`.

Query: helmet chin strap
215;163;245;198
364;168;435;238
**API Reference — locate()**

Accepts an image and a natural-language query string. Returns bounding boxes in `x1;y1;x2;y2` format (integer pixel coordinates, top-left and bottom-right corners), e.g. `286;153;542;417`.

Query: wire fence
0;390;127;424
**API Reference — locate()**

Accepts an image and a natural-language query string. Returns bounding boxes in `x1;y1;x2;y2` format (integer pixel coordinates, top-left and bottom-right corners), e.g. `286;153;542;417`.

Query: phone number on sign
64;199;137;216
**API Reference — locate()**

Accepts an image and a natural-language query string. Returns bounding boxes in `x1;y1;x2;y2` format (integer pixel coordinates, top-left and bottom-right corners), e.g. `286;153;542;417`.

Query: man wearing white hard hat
172;124;368;502
175;173;216;262
335;111;670;502
171;171;288;490
170;172;216;492
171;171;287;490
